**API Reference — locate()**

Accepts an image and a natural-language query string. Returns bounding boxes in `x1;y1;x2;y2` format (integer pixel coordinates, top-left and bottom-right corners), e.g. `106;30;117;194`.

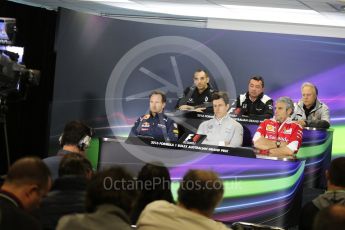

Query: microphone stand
0;94;10;170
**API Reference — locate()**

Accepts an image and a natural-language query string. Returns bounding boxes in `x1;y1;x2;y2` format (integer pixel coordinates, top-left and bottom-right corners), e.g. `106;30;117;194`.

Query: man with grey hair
253;96;303;158
292;82;330;129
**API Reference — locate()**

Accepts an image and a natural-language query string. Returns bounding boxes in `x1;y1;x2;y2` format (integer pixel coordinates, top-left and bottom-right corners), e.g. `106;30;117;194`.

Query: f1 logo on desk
182;134;206;145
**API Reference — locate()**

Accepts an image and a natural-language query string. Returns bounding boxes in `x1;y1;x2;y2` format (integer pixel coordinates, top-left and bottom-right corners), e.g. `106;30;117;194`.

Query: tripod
0;95;11;170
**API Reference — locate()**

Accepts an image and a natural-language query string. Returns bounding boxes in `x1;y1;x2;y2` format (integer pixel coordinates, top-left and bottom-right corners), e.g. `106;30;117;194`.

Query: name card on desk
196;113;213;119
149;140;256;158
231;115;262;124
166;111;213;120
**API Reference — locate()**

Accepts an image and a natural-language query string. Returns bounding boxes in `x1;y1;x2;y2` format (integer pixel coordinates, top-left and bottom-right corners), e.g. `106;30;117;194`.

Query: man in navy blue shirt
129;90;178;142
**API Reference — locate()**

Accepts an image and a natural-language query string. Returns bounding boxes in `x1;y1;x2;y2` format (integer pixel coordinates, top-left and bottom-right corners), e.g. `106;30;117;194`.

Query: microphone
234;108;242;116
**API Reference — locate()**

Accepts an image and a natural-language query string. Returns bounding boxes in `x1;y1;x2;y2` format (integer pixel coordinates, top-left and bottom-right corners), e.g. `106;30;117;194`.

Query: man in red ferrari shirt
253;96;303;158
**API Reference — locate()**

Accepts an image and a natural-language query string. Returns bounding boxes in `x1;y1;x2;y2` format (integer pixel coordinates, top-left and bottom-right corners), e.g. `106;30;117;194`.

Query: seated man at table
292;82;330;129
253;96;303;158
129;90;179;142
197;91;243;147
234;75;273;119
176;69;217;113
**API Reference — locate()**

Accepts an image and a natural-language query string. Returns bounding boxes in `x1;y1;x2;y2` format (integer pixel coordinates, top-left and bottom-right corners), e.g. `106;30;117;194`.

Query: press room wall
50;8;345;158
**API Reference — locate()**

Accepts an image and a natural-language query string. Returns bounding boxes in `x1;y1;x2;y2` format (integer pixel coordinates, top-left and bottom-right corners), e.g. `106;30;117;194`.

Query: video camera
0;17;40;97
0;18;16;45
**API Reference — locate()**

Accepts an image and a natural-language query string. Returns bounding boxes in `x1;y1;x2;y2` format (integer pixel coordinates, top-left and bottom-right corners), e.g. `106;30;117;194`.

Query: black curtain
0;1;57;174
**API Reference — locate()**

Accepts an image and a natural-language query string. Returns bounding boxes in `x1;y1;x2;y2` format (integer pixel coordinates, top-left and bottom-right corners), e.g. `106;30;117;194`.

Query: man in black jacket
38;153;93;230
234;75;273;119
0;157;52;230
176;69;216;113
299;157;345;230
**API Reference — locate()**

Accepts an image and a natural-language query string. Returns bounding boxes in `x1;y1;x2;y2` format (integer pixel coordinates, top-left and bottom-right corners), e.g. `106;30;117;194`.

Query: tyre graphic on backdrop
105;36;236;166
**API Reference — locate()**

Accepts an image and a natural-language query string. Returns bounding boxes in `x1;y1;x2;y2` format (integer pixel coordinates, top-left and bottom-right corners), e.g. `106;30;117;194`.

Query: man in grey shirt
197;91;243;147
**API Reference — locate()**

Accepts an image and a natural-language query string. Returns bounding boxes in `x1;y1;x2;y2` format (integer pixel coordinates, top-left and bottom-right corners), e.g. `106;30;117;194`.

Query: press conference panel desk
99;137;304;228
167;111;334;188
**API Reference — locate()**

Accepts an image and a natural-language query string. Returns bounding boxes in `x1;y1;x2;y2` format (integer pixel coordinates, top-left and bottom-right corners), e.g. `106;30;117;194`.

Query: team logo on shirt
283;128;292;134
158;124;166;128
266;124;276;132
205;96;208;102
142;122;150;128
278;137;289;142
266;134;276;140
188;98;194;103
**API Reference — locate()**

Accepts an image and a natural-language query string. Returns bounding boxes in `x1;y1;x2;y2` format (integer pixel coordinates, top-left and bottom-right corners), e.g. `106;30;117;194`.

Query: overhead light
91;0;133;3
89;1;345;27
220;4;322;23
